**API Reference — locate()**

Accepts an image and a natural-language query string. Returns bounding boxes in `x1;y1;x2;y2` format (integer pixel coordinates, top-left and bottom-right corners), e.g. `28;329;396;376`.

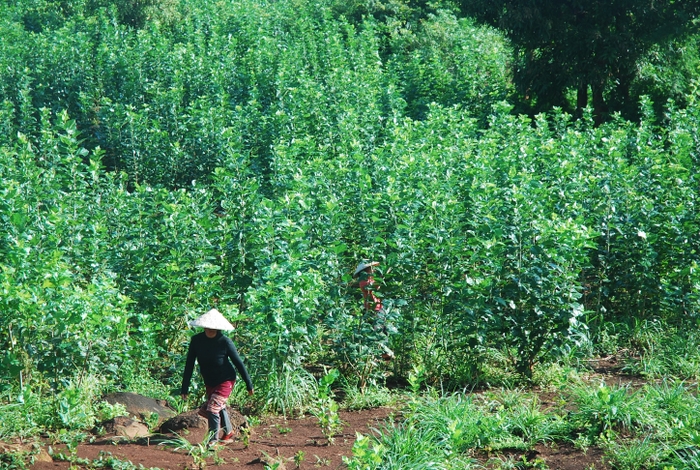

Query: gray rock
160;407;248;437
0;443;52;462
102;392;176;426
159;409;207;433
101;416;150;439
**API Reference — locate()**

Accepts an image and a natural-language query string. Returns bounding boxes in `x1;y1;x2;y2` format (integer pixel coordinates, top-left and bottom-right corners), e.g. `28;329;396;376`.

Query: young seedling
241;425;251;448
158;433;221;469
310;369;343;445
294;450;305;468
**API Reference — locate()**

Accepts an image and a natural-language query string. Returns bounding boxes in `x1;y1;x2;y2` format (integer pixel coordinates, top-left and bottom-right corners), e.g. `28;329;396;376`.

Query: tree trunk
576;84;588;109
592;85;606;126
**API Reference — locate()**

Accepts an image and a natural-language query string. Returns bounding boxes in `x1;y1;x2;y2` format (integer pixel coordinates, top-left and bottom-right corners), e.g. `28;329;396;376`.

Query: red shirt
359;275;382;311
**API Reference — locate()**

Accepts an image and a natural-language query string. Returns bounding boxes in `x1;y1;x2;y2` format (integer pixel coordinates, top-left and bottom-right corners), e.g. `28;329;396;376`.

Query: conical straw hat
189;308;234;331
354;261;379;276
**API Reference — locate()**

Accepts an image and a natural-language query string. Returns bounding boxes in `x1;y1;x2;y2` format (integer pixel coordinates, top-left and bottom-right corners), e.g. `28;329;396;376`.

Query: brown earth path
27;404;612;470
30;408;394;470
26;359;639;470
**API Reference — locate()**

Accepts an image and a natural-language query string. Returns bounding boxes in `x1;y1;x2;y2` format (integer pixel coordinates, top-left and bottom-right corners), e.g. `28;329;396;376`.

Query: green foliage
460;0;700;119
602;437;665;470
259;366;318;416
346;389;566;469
158;433;219;468
633;35;700;119
341;384;397;411
0;375;131;440
72;451;162;470
387;11;512;122
86;0;181;28
0;450;32;470
622;320;700;380
3;0;700;455
94;401;128;423
344;377;700;468
309;369;343;444
568;383;649;441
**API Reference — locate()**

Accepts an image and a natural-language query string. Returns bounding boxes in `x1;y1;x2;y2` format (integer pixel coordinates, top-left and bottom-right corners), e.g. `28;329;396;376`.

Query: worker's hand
248;389;254;396
181;394;188;401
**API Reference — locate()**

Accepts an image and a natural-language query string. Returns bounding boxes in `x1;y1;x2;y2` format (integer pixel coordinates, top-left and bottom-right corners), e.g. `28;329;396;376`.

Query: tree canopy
460;0;700;120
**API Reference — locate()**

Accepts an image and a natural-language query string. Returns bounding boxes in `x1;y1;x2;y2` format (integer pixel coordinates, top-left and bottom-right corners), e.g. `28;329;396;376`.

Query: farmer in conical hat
181;308;254;446
353;261;394;361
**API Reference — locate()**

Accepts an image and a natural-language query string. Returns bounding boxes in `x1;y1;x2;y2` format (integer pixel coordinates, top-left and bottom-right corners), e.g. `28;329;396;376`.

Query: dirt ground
25;404;612;470
23;359;641;470
27;404;610;470
29;408;395;470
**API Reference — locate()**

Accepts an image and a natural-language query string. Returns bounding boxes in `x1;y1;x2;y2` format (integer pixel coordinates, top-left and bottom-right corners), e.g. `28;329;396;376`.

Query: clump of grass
602;437;665;470
567;382;649;441
531;361;584;390
624;325;700;381
347;420;482;469
345;387;572;468
505;399;567;446
477;388;568;450
261;366;318;416
664;439;700;470
641;380;700;440
158;433;223;468
340;383;398;411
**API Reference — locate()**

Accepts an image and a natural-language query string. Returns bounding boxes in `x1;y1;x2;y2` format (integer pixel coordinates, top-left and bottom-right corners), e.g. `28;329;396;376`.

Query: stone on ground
102;392;176;426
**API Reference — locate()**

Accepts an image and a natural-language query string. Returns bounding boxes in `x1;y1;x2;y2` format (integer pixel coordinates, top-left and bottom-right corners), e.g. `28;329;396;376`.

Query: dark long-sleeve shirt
181;331;253;396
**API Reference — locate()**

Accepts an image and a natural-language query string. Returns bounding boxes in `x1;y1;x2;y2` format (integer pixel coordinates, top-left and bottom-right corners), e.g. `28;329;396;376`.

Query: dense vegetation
3;0;700;467
460;0;700;120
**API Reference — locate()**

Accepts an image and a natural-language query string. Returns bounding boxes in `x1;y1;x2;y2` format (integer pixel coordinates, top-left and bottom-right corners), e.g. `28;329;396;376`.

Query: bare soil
29;408;395;470
24;360;642;470
27;405;611;470
26;405;610;470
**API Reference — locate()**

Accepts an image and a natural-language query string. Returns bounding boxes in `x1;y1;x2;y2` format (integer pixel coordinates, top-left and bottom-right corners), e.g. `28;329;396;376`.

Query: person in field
354;261;395;361
181;308;254;446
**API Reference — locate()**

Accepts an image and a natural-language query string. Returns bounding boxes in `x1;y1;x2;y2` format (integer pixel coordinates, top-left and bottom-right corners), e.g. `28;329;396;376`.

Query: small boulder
0;442;52;462
102;416;150;439
34;448;53;462
159;410;207;433
224;407;249;436
160;407;248;437
102;392;175;426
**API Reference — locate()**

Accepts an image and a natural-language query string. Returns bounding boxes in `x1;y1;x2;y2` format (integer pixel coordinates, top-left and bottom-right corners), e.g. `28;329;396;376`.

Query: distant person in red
181;308;254;446
354;261;394;361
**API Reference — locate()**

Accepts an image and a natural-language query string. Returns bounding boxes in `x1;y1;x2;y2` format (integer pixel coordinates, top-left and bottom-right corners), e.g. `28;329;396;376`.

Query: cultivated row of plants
2;1;700;466
2;102;698;390
3;96;700;416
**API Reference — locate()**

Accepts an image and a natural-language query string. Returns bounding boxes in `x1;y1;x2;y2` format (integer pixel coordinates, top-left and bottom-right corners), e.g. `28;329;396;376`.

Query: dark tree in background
461;0;700;121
